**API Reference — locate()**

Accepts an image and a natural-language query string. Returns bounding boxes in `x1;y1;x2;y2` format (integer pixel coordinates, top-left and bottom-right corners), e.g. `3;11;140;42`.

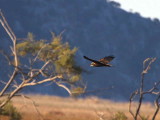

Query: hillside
0;0;160;100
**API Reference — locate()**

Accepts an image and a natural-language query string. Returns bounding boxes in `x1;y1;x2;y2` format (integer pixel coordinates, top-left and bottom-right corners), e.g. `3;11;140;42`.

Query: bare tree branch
152;94;160;120
22;75;62;87
55;82;72;95
0;10;18;67
0;10;19;98
0;50;12;65
129;58;158;120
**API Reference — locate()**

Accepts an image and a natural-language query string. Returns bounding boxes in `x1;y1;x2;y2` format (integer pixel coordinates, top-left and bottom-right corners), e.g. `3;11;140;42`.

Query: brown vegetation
1;95;160;120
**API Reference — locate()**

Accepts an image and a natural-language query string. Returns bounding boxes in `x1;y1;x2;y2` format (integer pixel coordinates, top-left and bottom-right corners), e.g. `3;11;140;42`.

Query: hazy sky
112;0;160;19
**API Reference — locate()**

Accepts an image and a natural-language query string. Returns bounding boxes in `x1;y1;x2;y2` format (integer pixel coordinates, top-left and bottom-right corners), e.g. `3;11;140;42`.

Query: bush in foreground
0;101;21;120
111;112;127;120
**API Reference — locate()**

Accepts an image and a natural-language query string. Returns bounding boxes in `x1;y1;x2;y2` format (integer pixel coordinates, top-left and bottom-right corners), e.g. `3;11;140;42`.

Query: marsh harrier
84;55;115;67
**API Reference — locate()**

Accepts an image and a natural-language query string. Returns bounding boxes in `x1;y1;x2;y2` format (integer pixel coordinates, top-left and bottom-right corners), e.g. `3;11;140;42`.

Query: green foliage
111;112;128;120
16;38;45;57
71;87;85;97
16;32;84;95
0;101;22;120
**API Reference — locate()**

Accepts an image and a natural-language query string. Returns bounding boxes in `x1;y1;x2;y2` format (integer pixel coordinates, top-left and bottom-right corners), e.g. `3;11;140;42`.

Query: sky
111;0;160;19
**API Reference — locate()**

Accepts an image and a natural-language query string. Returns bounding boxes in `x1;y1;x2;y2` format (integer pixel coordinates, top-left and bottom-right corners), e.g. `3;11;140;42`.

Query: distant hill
1;0;160;100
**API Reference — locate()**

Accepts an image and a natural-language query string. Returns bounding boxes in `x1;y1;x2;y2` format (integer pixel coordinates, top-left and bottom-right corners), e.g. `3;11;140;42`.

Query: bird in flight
83;55;115;67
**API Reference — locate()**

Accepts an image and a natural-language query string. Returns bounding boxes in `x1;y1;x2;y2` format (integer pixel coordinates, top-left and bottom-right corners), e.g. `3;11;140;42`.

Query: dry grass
0;95;160;120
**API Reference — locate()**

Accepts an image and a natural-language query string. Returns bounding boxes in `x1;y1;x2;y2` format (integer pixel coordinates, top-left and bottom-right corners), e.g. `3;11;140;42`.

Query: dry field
0;95;160;120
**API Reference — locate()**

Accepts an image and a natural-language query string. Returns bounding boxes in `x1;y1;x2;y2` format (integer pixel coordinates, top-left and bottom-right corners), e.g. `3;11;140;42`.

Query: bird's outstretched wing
99;55;115;64
83;56;101;64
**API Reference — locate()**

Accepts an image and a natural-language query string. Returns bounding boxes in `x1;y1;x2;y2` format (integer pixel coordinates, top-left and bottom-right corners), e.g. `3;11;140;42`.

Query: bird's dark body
83;55;114;67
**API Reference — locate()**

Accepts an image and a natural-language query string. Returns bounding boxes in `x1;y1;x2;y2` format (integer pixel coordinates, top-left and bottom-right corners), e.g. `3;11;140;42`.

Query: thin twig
0;70;17;97
31;44;48;66
56;82;72;95
129;90;139;118
152;94;160;120
0;50;12;65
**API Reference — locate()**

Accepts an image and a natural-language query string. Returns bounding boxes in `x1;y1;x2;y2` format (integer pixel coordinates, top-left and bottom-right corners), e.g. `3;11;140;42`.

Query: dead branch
129;57;158;120
135;58;156;119
129;89;139;118
152;94;160;120
0;70;17;97
22;75;62;87
0;10;18;67
0;50;12;65
55;82;72;95
0;10;19;98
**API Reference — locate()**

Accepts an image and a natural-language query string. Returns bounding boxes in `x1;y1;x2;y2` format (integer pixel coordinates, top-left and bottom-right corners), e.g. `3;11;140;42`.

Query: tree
129;58;160;120
0;10;85;109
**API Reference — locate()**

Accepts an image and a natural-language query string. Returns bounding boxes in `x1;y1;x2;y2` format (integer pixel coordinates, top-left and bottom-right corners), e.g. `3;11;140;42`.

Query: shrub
0;101;22;120
111;112;128;120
